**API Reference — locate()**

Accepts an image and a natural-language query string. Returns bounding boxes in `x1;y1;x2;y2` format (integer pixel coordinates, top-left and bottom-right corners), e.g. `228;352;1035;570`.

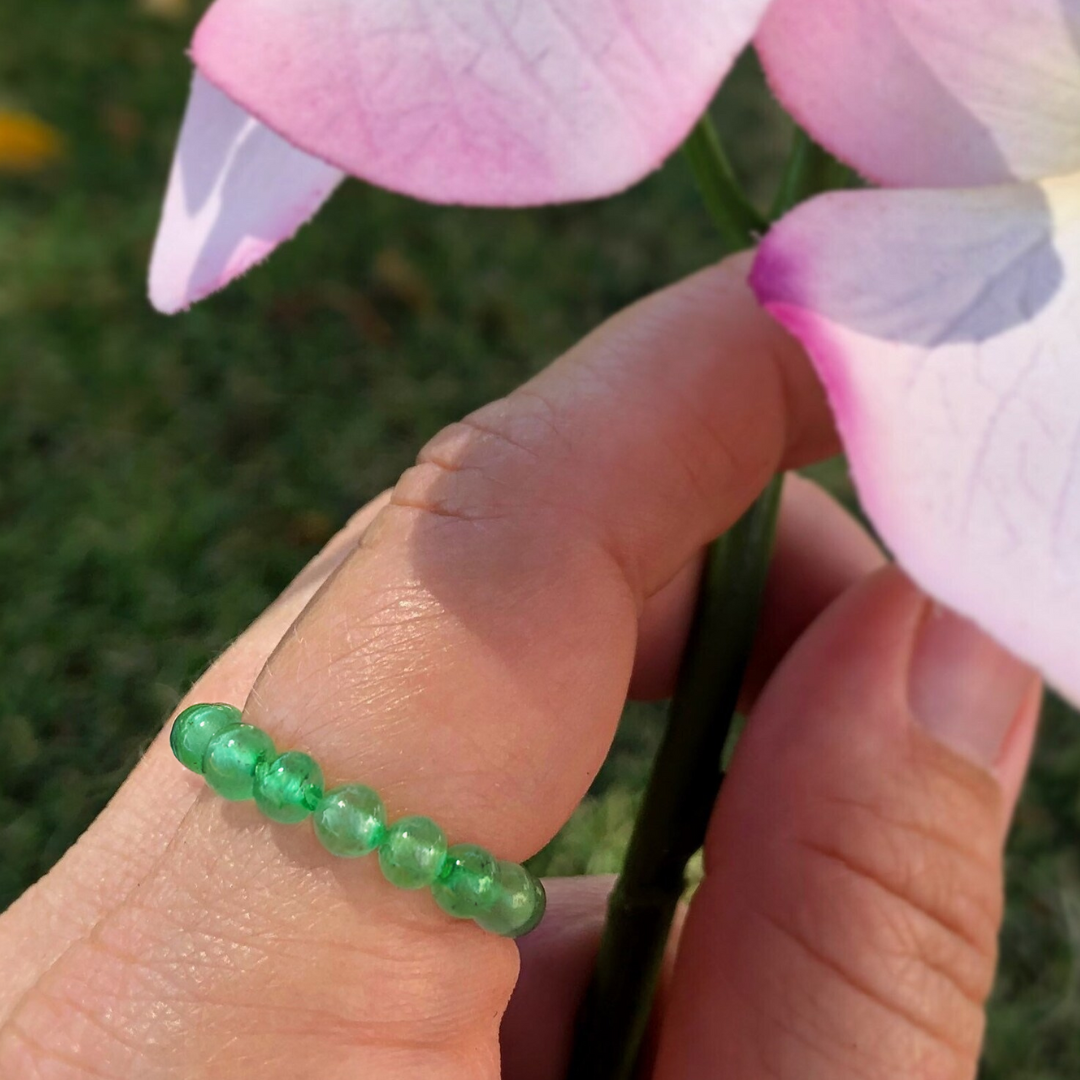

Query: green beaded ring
475;860;547;937
379;816;448;890
255;750;324;824
432;844;498;919
314;784;386;857
169;705;545;938
203;723;276;801
170;702;241;774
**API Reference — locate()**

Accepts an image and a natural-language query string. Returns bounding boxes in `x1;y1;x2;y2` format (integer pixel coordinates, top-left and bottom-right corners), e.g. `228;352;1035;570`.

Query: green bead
202;724;275;801
169;702;242;774
253;750;324;823
313;785;386;857
431;844;498;919
474;862;546;938
378;816;447;890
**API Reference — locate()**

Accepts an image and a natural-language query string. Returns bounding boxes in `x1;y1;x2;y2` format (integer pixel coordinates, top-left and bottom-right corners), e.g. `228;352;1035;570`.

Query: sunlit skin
0;259;1039;1078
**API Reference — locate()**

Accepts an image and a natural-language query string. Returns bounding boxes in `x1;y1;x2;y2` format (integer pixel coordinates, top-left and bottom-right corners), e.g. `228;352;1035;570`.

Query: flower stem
565;476;783;1080
681;115;766;251
565;117;820;1080
770;128;856;219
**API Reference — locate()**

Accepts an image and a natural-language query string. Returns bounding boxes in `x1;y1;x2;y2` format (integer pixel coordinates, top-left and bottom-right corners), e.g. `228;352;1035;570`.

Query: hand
0;257;1040;1080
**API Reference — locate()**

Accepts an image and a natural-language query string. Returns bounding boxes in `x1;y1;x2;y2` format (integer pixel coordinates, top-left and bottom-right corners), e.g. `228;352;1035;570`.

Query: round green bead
431;844;498;919
474;862;546;938
313;784;386;857
202;724;275;801
169;702;241;774
253;750;324;823
378;816;447;890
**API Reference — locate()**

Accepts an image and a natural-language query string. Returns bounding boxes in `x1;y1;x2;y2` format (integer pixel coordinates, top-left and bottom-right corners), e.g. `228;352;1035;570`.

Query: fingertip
655;567;1032;1079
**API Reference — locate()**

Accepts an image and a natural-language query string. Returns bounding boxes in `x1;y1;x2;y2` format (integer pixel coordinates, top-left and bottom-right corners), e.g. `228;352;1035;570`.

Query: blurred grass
1;3;1078;1074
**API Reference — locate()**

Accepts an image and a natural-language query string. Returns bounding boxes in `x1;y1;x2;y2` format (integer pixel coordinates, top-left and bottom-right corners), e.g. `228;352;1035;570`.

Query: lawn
2;3;1078;1075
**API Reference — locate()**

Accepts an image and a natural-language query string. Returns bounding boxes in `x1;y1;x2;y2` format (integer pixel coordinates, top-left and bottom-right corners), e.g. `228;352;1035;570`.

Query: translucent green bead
169;702;241;774
202;724;275;801
431;844;498;919
474;862;546;938
313;785;386;857
378;816;447;890
253;750;324;823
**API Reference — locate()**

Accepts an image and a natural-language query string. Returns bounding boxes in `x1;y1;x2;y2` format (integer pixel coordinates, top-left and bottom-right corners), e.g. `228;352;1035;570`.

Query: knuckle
388;399;571;528
389;458;514;526
804;797;1001;975
771;748;1004;1066
385;398;613;583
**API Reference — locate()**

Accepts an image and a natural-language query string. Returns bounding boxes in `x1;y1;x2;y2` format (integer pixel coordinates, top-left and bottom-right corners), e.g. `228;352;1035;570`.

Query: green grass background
2;3;1079;1074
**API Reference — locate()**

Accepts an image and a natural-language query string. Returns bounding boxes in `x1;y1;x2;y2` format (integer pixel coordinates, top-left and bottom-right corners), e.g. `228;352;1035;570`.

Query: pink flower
752;0;1080;700
152;0;1080;701
150;0;771;313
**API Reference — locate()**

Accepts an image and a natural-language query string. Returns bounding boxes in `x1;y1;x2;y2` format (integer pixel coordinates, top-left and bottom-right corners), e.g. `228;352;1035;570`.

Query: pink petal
149;74;344;314
753;179;1080;700
191;0;770;206
757;0;1080;188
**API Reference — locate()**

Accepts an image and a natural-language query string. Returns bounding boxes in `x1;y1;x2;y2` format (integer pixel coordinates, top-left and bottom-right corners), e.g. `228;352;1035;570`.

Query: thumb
654;566;1041;1080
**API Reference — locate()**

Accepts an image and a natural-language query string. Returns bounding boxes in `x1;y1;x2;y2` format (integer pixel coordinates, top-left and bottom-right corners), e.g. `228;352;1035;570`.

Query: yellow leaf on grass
137;0;190;19
0;110;64;172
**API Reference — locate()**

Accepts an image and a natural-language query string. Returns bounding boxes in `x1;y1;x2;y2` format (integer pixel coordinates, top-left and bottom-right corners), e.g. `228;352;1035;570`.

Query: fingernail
909;604;1036;769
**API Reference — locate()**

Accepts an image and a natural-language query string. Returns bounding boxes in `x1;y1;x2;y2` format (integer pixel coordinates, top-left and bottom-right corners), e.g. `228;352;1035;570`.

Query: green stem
770;128;857;219
681;116;766;252
564;118;829;1080
566;477;784;1080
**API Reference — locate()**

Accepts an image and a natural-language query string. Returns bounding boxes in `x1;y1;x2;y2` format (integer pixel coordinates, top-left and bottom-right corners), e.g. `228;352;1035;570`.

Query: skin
0;256;1040;1079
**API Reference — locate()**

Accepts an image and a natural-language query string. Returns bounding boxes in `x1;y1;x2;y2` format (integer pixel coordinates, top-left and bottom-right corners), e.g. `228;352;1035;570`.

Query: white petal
755;177;1080;702
149;74;344;313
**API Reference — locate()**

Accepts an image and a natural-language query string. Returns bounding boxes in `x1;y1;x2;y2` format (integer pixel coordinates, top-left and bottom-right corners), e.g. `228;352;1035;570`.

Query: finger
630;473;883;700
0;492;390;1018
1;470;866;984
243;253;836;856
0;475;871;1032
654;567;1041;1080
501;876;612;1080
501;876;686;1080
0;257;836;1078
